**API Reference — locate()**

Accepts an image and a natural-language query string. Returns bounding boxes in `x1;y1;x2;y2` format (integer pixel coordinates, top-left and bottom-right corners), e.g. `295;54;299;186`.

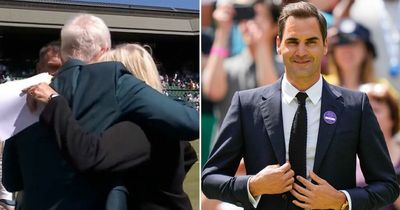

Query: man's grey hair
60;14;111;63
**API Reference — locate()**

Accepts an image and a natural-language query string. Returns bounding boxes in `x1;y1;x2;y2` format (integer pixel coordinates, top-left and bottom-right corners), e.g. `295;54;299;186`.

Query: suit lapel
260;79;286;165
313;80;344;173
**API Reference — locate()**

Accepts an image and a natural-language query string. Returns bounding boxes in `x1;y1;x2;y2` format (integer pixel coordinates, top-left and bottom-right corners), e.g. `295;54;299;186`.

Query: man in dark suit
3;14;198;210
23;82;196;210
202;2;399;210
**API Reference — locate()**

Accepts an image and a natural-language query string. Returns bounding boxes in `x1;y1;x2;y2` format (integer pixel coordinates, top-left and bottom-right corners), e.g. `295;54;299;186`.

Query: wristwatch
340;199;349;210
48;93;60;102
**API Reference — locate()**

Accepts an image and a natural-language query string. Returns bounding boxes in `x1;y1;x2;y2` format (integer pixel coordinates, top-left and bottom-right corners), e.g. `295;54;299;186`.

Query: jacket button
282;194;287;200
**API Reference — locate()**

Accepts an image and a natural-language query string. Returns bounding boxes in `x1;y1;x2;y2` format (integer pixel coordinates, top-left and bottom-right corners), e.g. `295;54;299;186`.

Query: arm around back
116;69;199;141
40;96;151;172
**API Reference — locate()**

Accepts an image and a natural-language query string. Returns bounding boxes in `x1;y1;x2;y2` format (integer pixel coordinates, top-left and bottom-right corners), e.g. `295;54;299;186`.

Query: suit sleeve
39;96;151;172
2;138;23;192
116;71;199;141
347;93;399;209
202;92;253;209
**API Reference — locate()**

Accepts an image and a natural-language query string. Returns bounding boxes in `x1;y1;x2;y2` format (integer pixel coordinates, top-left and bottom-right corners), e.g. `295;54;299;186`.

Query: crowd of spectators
0;68;34;84
160;71;200;111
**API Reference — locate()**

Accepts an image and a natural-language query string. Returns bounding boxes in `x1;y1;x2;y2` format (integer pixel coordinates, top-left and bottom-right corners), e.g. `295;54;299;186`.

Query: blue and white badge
323;111;337;124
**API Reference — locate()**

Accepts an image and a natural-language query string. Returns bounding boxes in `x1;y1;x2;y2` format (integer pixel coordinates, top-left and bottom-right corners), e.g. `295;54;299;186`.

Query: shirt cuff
247;176;261;208
340;190;352;210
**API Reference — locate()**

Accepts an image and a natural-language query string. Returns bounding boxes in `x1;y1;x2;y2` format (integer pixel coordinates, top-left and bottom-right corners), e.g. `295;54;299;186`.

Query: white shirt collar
282;74;322;105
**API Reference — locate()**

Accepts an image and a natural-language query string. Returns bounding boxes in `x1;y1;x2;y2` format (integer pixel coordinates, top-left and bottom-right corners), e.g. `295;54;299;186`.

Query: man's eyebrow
306;37;320;41
285;37;299;42
285;37;320;42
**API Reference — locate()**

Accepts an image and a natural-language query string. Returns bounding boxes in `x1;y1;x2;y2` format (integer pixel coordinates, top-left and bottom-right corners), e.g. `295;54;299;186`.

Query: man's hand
25;94;38;113
249;162;295;196
290;171;347;209
22;82;57;112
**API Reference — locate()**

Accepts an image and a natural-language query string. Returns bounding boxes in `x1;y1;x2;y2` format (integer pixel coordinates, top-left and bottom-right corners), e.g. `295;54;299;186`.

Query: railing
165;88;199;110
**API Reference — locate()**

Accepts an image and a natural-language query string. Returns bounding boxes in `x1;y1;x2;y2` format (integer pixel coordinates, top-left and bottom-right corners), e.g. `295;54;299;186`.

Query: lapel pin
323;111;337;124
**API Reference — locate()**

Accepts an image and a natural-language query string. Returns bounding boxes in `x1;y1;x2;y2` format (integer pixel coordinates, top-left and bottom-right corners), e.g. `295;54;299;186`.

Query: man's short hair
278;1;327;42
36;41;61;74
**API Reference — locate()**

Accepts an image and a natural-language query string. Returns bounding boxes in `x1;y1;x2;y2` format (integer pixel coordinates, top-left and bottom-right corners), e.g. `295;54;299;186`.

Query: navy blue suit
3;59;198;210
202;78;399;210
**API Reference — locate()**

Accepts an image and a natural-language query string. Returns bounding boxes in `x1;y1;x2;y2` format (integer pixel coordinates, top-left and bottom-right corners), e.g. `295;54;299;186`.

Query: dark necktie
289;92;308;178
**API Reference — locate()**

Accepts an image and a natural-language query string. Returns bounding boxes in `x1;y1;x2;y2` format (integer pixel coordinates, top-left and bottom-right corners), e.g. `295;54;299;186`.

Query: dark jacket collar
55;59;86;76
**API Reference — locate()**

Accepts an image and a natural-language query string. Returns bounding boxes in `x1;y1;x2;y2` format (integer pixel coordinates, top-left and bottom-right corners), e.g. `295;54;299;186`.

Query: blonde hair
100;43;163;92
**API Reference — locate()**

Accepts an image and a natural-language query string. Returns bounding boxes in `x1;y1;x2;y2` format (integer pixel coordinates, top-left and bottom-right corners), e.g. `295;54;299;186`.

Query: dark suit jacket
40;95;196;210
3;123;103;210
39;96;151;172
51;59;198;139
202;78;399;210
3;59;199;210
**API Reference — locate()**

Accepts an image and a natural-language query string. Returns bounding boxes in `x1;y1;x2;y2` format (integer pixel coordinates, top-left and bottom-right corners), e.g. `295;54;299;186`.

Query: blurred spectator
0;64;10;84
201;31;216;169
308;0;340;26
325;18;376;90
350;0;400;92
202;0;216;29
202;0;281;140
160;72;199;90
308;0;340;14
35;41;61;75
358;82;400;210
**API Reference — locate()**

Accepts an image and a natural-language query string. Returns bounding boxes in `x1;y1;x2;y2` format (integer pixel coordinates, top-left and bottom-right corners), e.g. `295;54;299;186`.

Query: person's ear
323;39;328;55
276;36;281;55
100;47;109;55
93;47;109;62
